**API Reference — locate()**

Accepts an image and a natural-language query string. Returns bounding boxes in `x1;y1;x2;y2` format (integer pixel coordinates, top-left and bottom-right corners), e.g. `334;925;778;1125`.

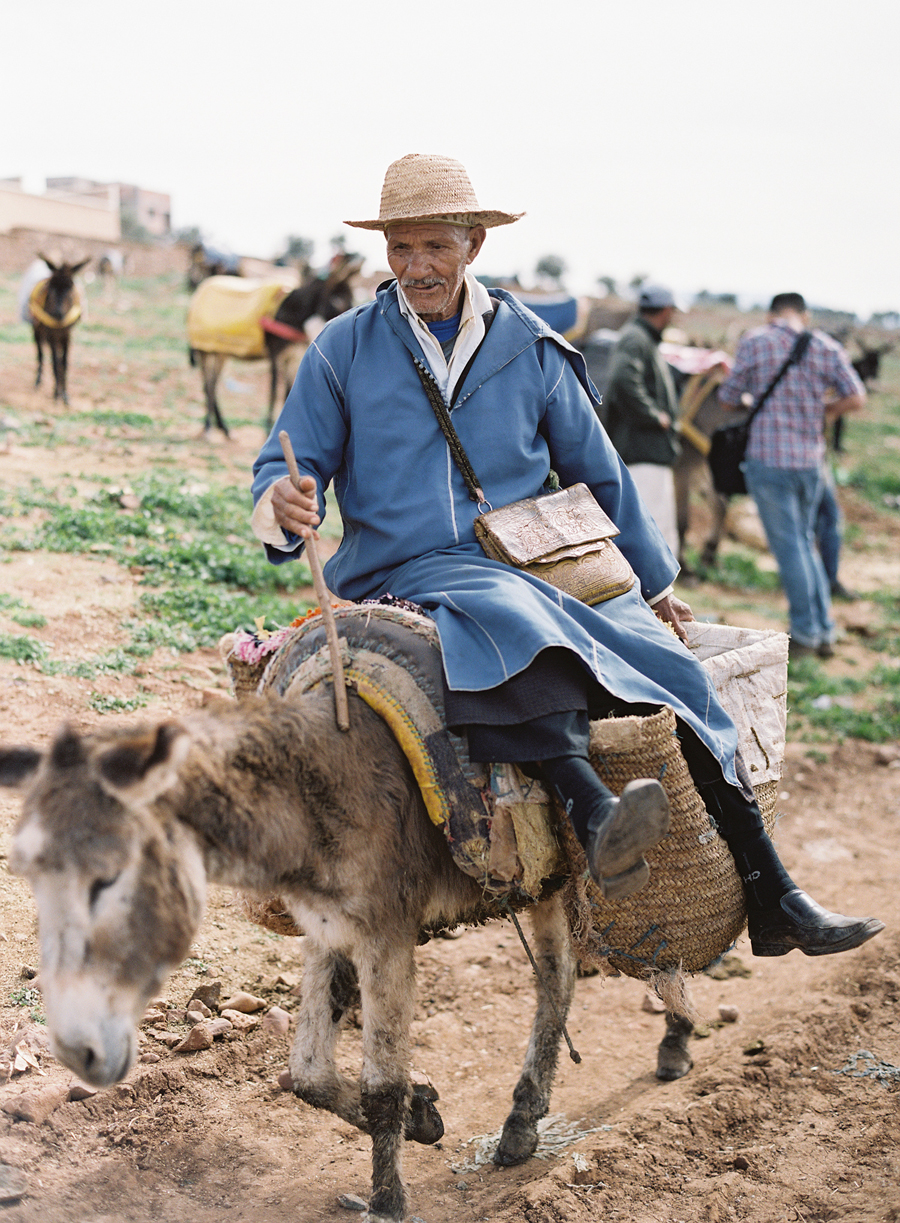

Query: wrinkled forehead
385;221;473;245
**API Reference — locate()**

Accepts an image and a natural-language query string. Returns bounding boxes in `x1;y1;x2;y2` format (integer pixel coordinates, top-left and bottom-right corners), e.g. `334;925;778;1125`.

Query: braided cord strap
412;357;487;506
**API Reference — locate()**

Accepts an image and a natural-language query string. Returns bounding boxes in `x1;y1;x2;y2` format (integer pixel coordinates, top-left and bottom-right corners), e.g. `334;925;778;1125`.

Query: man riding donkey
251;152;883;959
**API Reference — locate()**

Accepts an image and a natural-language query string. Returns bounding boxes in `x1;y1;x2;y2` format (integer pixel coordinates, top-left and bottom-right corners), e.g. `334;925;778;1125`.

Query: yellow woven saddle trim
29;281;82;329
349;668;450;829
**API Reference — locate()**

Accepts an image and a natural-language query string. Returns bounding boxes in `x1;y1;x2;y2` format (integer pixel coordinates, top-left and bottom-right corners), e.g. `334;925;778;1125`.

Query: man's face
386;223;486;321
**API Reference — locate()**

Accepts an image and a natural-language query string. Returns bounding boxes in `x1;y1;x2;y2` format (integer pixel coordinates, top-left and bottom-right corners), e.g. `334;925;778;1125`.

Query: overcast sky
4;0;898;318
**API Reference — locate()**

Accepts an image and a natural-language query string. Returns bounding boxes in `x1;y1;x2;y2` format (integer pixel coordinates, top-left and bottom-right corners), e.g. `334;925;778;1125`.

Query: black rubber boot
535;757;670;901
698;774;884;956
584;778;671;900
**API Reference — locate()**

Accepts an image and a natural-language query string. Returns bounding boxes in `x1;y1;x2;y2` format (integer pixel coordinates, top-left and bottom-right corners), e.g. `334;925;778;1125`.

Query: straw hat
345;153;524;231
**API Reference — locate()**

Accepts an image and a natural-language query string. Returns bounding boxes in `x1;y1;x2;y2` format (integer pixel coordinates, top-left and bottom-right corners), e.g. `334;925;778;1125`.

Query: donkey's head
36;254;89;320
3;722;206;1087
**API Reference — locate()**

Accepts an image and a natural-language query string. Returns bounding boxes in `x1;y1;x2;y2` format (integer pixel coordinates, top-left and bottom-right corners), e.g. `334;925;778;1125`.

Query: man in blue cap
603;284;682;557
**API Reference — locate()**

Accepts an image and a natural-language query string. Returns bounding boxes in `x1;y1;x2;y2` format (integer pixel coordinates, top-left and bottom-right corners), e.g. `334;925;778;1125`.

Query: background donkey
25;254;90;405
189;253;361;435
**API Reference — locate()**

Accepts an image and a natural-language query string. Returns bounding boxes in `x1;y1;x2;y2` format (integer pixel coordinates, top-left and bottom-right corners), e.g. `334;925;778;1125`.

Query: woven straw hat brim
345;152;524;231
345;209;524;231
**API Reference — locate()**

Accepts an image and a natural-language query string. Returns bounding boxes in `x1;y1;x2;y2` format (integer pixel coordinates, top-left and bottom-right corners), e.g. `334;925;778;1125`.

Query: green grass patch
0;474;312;594
88;692;150;715
0;633;48;664
9;986;45;1022
67;410;156;430
847;464;900;503
42;649;139;679
137;583;312;650
0;593;46;628
789;660;900;743
683;547;782;593
834;355;900;511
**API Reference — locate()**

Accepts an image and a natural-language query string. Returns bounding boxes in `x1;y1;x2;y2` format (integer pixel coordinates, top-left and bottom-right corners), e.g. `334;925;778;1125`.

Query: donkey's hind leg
700;490;731;568
288;946;367;1128
656;1011;694;1081
199;352;230;436
495;891;576;1166
355;936;422;1223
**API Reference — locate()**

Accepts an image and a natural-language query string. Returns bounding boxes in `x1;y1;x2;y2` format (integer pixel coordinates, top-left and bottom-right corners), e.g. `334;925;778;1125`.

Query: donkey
2;688;694;1223
27;255;90;406
831;339;895;452
190;254;361;436
2;690;574;1222
671;363;735;570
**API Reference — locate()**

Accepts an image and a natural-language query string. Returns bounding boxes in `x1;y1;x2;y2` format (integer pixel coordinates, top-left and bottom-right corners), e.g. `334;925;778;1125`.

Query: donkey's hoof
405;1083;444;1144
493;1115;538;1166
656;1041;693;1081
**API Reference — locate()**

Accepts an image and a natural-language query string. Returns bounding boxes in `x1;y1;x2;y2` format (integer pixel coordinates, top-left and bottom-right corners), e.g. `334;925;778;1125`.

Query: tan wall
0;230;189;278
0;187;120;242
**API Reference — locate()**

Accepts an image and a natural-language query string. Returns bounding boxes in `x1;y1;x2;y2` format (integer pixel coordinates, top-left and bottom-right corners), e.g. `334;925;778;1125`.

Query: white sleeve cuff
647;584;674;606
251;484;296;550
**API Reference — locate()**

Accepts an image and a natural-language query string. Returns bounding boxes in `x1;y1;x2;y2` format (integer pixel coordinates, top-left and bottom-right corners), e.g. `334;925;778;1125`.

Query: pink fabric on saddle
261;316;308;343
660;342;732;375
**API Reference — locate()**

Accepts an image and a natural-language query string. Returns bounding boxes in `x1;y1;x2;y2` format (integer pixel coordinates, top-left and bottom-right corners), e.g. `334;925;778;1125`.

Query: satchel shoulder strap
746;328;813;425
411;296;500;509
413;356;488;507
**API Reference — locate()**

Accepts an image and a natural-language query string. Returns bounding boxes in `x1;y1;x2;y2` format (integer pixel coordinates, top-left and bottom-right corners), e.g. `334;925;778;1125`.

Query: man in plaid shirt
719;293;865;658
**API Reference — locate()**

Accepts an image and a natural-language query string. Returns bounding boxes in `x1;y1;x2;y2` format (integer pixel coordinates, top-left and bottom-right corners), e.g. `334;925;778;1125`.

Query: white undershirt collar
397;272;493;399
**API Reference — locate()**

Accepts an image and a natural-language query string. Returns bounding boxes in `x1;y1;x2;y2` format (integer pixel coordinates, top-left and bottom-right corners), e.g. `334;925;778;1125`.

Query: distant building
0;177;120;242
46;178;171;237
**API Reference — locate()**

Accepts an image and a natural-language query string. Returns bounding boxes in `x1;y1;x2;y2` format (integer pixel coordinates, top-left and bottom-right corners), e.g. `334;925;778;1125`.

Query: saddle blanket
187;274;295;358
222;602;788;913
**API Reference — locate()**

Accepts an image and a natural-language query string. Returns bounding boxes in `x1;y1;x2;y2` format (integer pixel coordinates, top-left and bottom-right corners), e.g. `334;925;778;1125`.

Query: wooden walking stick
278;431;350;731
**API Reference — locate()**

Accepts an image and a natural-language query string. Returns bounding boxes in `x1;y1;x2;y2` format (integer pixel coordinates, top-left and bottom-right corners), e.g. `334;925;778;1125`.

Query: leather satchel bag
473;483;635;605
709;330;813;497
413;358;635;605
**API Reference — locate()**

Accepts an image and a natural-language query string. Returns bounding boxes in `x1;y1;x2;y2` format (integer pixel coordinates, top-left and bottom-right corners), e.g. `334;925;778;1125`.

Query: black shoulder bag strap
744;328;813;428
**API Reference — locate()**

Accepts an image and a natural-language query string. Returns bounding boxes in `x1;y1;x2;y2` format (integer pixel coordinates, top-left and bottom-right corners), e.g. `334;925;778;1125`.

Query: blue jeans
815;463;842;586
743;458;835;648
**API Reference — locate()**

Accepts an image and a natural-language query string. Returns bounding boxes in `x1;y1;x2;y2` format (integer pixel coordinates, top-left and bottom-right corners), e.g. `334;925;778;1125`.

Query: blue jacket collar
373;280;602;412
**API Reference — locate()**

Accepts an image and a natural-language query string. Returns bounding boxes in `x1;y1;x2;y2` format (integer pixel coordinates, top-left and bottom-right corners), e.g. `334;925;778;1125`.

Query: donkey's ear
38;252;59;272
97;722;190;801
0;746;43;789
70;259;91;275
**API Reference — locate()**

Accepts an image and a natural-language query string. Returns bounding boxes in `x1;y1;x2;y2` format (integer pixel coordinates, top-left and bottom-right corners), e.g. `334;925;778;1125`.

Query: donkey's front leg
55;334;70;405
495;891;576;1166
33;329;44;388
288;946;367;1128
357;938;419;1223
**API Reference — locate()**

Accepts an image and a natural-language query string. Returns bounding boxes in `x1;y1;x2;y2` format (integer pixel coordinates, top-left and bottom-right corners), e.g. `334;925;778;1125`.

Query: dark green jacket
603;315;680;466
